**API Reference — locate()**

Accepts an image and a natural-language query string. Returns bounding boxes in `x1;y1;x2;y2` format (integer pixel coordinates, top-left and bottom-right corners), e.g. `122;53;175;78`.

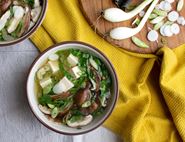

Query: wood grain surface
79;0;185;53
0;40;121;142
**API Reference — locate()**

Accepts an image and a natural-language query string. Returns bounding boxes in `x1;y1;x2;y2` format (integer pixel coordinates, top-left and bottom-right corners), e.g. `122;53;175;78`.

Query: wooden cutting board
79;0;185;54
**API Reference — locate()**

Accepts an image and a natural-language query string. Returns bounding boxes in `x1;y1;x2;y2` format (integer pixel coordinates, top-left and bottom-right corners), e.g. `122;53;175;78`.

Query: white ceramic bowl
27;41;119;135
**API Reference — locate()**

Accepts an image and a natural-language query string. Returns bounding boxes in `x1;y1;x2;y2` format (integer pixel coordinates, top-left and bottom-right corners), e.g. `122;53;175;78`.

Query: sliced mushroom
66;115;93;128
0;0;12;16
74;88;90;106
51;92;71;100
38;104;51;115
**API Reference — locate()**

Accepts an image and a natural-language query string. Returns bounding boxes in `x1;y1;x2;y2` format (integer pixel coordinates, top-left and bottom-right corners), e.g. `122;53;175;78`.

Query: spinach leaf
59;61;73;80
70;49;82;57
25;0;34;7
54;97;73;108
70;75;86;94
68;109;84;123
38;95;52;106
69;115;83;123
69;49;89;68
71;109;83;116
92;107;104;117
10;6;14;17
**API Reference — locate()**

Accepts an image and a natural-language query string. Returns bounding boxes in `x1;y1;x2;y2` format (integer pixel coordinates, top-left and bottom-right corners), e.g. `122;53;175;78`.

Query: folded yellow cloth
31;0;185;141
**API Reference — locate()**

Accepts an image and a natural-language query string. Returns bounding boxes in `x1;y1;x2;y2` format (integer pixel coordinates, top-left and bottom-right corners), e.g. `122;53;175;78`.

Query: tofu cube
40;78;52;88
53;77;74;94
71;66;82;79
67;54;78;66
48;61;59;73
60;77;74;92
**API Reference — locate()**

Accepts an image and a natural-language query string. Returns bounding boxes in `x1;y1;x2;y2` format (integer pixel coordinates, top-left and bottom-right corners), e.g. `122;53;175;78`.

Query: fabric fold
157;47;185;141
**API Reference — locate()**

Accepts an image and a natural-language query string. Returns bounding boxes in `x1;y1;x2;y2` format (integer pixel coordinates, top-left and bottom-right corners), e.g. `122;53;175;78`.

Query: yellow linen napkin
31;0;185;141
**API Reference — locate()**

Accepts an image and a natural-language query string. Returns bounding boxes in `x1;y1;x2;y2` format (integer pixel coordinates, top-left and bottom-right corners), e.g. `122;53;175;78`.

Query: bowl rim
0;0;48;46
26;41;119;135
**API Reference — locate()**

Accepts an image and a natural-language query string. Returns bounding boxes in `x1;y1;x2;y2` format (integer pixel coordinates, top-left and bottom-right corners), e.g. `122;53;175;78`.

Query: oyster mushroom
66;115;93;128
38;104;51;115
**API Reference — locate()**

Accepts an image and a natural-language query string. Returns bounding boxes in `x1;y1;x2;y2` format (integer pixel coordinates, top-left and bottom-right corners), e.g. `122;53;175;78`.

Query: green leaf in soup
70;49;82;57
38;95;52;106
71;109;83;115
100;80;107;92
82;53;90;59
10;6;14;17
53;97;73;108
92;107;104;117
59;62;73;80
16;20;23;33
70;76;86;94
68;115;83;123
93;57;101;66
25;0;35;8
69;49;89;68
